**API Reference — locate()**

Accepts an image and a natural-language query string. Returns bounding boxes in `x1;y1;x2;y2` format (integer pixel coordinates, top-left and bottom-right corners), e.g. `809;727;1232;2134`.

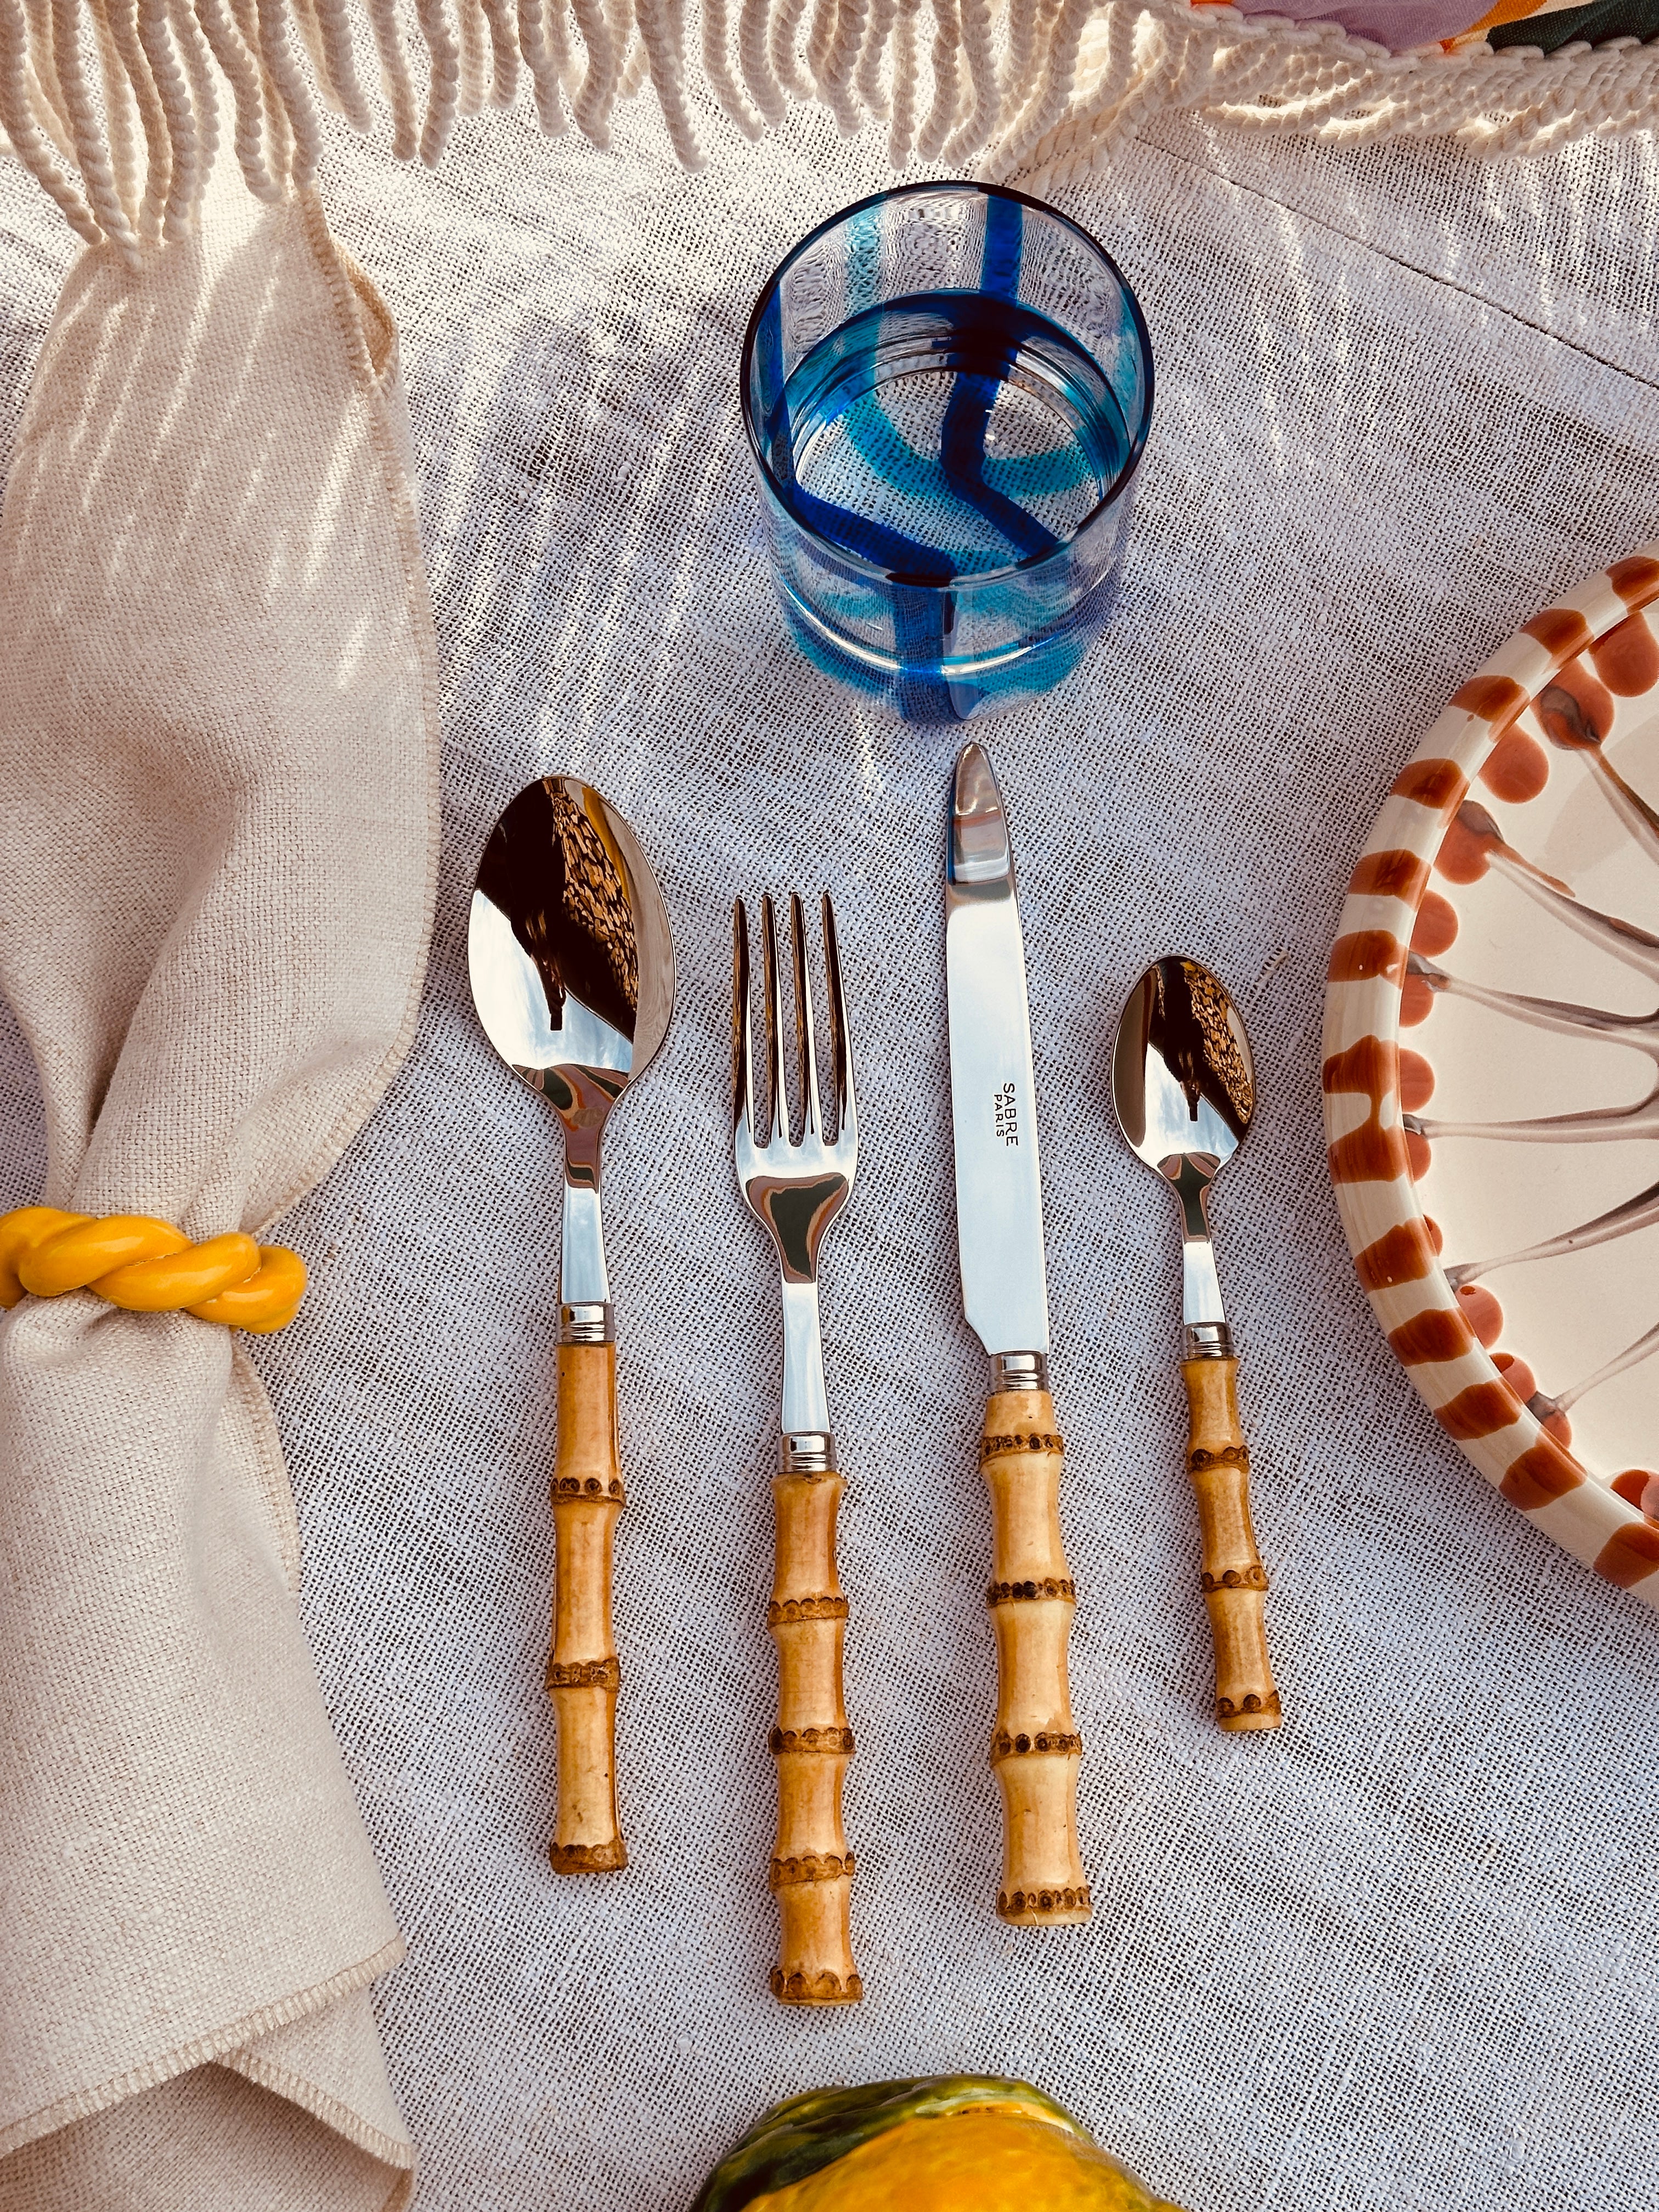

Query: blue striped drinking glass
741;182;1154;726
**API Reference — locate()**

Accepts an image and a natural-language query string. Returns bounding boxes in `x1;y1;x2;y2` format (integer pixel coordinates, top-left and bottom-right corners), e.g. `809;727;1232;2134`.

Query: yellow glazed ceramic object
0;1205;306;1331
692;2078;1184;2212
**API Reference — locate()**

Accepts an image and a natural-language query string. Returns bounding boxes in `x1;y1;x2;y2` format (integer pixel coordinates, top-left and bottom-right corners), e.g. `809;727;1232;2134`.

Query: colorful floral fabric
1215;0;1659;50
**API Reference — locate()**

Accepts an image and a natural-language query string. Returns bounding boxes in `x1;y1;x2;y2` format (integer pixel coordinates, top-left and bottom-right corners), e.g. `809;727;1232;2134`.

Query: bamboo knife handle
1181;1354;1280;1731
768;1454;860;2003
981;1389;1090;1925
547;1341;627;1871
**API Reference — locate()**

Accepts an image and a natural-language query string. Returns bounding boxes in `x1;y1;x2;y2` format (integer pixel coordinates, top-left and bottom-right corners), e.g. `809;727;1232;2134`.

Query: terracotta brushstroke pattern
1323;548;1659;1606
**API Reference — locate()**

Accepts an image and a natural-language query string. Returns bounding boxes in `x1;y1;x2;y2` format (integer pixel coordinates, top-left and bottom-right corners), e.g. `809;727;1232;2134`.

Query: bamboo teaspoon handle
547;1341;627;1872
1181;1352;1280;1732
768;1447;859;2004
981;1387;1090;1925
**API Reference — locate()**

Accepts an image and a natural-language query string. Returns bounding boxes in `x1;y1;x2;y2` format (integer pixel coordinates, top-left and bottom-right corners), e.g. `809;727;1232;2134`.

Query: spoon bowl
471;776;675;1224
1111;955;1254;1200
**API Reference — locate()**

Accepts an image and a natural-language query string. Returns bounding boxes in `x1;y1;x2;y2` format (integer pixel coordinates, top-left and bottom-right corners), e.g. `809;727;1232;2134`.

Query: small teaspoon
1112;957;1282;1733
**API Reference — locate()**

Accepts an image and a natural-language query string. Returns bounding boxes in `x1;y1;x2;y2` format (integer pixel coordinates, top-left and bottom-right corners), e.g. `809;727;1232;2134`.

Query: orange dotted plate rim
1321;543;1659;1606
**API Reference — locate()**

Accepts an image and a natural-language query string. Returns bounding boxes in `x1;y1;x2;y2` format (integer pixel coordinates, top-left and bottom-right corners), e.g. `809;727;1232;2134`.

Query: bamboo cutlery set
469;746;1280;2009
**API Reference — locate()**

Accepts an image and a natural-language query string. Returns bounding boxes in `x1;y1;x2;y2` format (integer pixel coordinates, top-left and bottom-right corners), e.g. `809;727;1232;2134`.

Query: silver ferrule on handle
560;1301;613;1345
991;1349;1050;1394
779;1277;831;1436
1184;1317;1235;1360
560;1176;611;1336
779;1430;836;1475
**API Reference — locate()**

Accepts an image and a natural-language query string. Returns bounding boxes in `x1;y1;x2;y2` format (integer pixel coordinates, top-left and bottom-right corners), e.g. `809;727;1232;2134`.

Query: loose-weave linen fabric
0;162;439;2205
5;94;1659;2212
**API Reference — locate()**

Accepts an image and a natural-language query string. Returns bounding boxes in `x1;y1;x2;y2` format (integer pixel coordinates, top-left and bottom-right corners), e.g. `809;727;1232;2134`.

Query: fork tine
761;893;790;1146
822;892;855;1150
791;891;822;1139
732;899;754;1144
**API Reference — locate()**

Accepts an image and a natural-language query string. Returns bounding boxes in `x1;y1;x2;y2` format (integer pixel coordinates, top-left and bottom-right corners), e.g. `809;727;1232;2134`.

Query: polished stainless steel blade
945;742;1049;1363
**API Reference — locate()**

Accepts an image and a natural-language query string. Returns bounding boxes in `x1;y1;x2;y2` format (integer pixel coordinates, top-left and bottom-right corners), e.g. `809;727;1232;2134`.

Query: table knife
945;741;1090;1927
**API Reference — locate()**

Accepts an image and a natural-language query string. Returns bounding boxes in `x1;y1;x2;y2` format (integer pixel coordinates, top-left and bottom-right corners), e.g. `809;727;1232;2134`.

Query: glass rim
739;178;1155;590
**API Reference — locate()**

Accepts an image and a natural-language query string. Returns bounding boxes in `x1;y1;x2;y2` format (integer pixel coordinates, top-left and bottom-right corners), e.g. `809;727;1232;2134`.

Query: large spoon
1111;957;1281;1733
470;776;675;1870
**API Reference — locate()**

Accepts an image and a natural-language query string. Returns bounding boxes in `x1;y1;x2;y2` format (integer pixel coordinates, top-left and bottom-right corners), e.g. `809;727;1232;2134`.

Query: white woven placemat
3;101;1658;2212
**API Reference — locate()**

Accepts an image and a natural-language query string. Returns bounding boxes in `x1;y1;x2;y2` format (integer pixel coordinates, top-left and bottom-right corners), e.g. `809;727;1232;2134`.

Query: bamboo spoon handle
1181;1353;1280;1732
768;1446;859;2003
547;1341;627;1872
981;1387;1090;1926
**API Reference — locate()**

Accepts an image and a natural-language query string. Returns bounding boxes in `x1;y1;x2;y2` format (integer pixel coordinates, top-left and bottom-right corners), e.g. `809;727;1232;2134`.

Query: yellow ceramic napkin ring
0;1206;306;1333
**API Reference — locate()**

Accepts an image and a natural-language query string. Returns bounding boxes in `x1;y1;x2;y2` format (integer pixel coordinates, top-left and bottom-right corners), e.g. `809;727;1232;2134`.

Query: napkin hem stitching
217;2046;418;2169
240;188;443;1248
0;1933;407;2162
235;1336;306;1592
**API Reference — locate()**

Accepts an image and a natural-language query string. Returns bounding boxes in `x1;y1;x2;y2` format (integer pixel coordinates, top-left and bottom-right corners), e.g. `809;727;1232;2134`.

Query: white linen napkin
0;159;439;2209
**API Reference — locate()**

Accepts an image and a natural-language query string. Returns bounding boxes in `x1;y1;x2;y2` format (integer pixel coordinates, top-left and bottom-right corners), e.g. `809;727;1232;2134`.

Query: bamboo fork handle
548;1341;627;1872
1181;1355;1280;1733
981;1389;1090;1926
768;1453;859;2004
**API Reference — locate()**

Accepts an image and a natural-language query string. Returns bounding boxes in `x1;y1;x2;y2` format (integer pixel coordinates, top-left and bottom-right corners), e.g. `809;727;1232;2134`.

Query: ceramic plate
1323;548;1659;1605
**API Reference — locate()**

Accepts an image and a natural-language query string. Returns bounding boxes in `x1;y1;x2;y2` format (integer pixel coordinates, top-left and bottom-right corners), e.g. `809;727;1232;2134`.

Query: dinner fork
733;890;861;2006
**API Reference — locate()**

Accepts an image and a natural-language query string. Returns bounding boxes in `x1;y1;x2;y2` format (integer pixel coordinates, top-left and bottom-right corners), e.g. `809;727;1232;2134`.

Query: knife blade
944;741;1090;1929
945;742;1049;1364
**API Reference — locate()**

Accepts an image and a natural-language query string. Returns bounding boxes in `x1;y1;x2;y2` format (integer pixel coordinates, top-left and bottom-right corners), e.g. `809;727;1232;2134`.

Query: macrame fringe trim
1;0;1655;255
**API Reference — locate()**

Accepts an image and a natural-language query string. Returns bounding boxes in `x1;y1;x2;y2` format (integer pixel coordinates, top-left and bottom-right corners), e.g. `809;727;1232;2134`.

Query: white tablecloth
3;92;1658;2212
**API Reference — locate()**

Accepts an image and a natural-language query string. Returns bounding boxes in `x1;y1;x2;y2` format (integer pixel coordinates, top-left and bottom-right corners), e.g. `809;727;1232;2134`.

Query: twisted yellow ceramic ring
0;1206;306;1333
